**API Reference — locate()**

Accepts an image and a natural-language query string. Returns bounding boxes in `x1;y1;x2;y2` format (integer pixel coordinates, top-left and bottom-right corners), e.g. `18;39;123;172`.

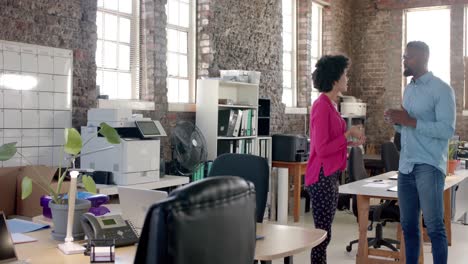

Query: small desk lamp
58;170;86;254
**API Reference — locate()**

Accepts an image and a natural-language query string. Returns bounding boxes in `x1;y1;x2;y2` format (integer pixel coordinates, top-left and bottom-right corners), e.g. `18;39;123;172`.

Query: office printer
272;134;309;162
81;109;166;185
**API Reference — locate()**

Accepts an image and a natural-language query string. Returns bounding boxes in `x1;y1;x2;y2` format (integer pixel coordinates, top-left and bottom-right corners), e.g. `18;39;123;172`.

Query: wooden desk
16;223;326;264
272;161;308;222
94;175;190;195
339;170;468;264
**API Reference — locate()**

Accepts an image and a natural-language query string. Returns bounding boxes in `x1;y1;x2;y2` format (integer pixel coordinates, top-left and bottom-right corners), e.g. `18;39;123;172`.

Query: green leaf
21;177;33;200
82;175;97;194
99;122;121;144
64;128;82;155
0;142;17;161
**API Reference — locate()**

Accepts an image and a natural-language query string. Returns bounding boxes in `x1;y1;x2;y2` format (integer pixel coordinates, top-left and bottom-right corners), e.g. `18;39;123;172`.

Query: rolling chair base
346;223;400;252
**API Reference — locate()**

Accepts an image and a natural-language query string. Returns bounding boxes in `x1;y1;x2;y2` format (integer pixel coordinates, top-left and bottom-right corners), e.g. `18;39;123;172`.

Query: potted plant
0;123;120;241
447;140;459;175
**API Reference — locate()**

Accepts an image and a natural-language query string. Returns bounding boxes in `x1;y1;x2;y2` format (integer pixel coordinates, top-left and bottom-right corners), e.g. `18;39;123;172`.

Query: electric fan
170;121;208;175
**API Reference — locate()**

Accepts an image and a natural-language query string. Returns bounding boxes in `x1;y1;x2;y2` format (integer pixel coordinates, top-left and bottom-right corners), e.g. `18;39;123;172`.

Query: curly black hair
312;55;350;93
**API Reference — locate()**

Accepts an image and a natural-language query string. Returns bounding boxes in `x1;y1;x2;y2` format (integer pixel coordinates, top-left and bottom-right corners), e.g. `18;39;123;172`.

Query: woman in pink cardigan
307;55;365;263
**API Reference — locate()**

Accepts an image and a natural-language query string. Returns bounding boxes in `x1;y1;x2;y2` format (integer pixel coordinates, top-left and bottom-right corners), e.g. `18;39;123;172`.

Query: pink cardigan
305;93;347;186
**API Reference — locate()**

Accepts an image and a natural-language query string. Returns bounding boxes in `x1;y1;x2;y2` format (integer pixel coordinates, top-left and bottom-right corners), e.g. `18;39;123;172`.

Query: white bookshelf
196;79;260;160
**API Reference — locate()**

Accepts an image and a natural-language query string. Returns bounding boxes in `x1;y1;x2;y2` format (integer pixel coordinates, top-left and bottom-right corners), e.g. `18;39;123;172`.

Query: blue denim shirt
395;72;456;174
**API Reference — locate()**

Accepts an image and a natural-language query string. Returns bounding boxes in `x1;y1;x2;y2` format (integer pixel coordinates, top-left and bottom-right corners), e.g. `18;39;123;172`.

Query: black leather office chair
393;132;401;152
134;176;257;264
346;147;400;252
381;142;400;172
208;153;269;223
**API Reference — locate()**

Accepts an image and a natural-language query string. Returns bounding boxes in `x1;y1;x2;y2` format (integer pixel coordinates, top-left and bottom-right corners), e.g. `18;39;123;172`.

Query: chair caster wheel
346;245;352;252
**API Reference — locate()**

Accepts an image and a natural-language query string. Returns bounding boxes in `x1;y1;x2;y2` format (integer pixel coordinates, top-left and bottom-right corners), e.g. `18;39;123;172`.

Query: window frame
282;0;298;108
96;0;141;100
310;2;323;105
166;0;197;105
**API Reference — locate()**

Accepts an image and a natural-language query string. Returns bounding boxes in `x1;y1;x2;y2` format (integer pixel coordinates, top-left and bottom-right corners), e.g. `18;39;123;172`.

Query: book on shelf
217;139;255;156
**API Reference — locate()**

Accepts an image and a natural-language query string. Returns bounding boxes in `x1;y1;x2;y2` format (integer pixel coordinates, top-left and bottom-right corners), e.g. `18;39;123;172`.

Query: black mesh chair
381;142;400;172
208;153;269;223
134;176;257;264
346;147;400;252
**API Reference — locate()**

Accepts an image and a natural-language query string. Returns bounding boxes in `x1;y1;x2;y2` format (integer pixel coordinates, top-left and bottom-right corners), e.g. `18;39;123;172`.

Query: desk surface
95;175;190;195
339;169;468;198
16;223;326;263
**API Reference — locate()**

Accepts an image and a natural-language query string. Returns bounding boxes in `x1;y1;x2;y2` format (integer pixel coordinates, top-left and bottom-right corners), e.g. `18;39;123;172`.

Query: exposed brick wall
197;0;285;134
353;1;468;143
0;0;98;128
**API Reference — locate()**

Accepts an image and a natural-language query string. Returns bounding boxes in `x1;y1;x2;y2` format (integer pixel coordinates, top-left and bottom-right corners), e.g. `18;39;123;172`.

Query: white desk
339;169;468;264
16;223;326;264
94;175;190;195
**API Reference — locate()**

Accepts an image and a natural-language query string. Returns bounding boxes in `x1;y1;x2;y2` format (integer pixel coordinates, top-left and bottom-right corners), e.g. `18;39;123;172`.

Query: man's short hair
407;41;430;57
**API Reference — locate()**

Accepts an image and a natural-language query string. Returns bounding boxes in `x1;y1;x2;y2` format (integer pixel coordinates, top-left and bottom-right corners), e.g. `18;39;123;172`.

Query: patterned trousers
306;168;340;264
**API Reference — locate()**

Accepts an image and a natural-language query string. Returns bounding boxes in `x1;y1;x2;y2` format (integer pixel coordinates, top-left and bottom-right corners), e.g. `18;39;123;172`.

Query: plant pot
49;199;91;241
447;160;459;175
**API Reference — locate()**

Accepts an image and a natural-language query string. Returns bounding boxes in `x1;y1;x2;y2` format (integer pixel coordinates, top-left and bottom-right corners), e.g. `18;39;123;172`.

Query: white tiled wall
0;40;73;167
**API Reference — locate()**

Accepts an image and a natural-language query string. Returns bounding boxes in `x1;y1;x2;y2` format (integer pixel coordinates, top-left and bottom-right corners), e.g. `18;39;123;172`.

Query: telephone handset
80;213;139;247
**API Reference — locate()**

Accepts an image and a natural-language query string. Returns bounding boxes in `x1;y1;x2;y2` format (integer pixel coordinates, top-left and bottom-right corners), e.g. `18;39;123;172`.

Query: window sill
98;99;155;111
285;107;308;115
463;110;468;117
168;103;196;112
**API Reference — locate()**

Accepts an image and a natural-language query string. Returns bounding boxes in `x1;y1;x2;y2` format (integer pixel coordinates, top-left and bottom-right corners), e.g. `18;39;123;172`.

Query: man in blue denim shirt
385;41;456;264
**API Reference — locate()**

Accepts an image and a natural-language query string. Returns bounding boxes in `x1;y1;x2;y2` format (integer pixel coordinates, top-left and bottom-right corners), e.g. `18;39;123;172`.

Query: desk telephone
80;213;139;247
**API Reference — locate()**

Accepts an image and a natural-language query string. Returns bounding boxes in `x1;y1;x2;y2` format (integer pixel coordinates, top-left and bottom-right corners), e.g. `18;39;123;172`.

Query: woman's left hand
349;135;366;146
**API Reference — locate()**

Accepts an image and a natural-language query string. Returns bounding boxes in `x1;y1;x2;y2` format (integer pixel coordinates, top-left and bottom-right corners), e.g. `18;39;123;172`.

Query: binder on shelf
218;109;238;137
233;110;243;136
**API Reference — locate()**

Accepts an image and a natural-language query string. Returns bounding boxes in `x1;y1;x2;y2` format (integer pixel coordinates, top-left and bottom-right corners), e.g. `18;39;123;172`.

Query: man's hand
384;107;417;128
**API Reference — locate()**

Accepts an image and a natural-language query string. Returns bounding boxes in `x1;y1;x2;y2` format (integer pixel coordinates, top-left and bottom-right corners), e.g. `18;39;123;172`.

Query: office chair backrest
134;176;257;264
348;147;368;182
381;142;400;172
348;147;369;216
393;132;401;151
208;153;269;223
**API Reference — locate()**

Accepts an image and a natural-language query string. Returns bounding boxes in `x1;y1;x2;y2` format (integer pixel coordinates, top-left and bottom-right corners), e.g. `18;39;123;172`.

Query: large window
405;8;450;85
96;0;140;99
282;0;297;107
310;2;323;104
166;0;196;104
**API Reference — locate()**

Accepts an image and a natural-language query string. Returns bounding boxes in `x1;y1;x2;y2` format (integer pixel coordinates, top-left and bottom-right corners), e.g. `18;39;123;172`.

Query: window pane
167;53;179;76
167;0;179;26
282;89;292;107
103;71;118;98
283;15;292;34
103;41;117;68
96;40;103;67
283;52;291;71
282;0;292;16
167;77;179;102
119;0;132;14
98;0;104;8
179;55;188;78
104;14;118;41
179;3;190;28
118;44;130;71
179;79;189;103
104;0;118;11
283;71;291;88
179;31;188;54
96;12;103;39
311;40;319;57
283;33;292;52
167;29;178;52
119;17;131;43
96;70;103;94
406;9;450;84
118;72;132;99
311;59;318;71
